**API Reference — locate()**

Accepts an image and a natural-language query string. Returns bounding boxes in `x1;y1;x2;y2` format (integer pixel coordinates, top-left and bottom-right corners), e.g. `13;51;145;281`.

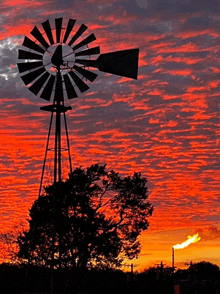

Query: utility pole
123;263;138;294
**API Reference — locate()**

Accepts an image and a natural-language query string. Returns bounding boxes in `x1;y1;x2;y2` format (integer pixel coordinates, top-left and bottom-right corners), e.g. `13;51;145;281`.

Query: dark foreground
0;262;220;294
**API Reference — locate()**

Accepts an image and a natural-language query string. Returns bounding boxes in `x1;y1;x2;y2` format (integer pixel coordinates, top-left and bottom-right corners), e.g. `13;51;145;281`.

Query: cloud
195;226;220;241
136;0;148;9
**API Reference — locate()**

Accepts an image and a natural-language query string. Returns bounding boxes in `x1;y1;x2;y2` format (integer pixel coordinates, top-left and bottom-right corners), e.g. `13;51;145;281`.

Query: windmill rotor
18;18;101;101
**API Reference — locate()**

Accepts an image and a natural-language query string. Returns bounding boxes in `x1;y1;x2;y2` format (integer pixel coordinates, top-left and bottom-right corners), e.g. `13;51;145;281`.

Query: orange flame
173;233;201;250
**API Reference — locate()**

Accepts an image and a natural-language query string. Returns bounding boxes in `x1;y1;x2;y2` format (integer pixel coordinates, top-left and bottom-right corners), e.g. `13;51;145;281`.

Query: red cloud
195;226;220;241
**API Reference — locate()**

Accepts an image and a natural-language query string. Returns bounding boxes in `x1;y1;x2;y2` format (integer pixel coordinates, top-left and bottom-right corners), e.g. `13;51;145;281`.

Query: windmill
17;18;139;293
17;17;139;193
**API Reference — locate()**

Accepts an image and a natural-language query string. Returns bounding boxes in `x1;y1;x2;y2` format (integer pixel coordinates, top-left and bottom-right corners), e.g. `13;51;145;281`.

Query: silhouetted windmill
17;17;139;293
17;17;139;194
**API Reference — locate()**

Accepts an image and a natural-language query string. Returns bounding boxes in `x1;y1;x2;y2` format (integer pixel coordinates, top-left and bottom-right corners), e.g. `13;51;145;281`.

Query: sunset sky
0;0;219;271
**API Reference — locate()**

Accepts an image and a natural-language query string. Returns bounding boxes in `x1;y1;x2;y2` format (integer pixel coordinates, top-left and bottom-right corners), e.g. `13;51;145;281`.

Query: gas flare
173;233;201;250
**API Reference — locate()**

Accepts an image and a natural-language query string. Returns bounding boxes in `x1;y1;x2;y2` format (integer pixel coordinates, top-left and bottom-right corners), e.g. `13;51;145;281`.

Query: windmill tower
17;17;139;192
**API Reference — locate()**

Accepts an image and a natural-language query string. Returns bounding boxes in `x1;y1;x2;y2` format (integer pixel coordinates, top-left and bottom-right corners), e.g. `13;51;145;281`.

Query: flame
173;233;201;250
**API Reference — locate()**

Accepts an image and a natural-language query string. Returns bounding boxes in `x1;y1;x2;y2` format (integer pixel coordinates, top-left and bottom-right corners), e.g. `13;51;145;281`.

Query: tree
190;261;220;281
0;221;25;264
17;164;153;269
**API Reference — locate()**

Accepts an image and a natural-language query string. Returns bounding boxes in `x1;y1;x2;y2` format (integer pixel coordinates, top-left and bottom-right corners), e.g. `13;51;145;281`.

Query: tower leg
64;111;72;174
39;110;54;196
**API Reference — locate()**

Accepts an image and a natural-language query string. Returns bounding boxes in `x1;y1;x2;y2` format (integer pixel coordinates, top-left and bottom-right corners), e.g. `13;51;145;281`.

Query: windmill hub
43;44;76;76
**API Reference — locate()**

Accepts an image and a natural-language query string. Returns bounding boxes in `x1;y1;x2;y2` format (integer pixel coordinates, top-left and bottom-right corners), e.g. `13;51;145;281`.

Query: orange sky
0;0;219;270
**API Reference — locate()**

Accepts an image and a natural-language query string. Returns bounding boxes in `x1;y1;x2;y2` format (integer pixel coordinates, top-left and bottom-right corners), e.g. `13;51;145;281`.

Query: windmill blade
22;36;45;54
55;18;63;43
96;49;139;79
75;46;100;57
72;33;96;51
31;26;50;49
54;74;64;101
18;49;43;60
63;19;76;43
63;74;78;99
69;71;89;93
42;19;54;45
73;65;98;82
29;72;50;95
17;61;43;73
40;75;55;101
68;24;87;46
20;67;46;85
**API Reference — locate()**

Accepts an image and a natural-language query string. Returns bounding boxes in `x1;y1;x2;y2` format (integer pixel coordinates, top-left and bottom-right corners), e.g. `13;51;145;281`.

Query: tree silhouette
190;261;220;281
17;164;153;269
0;222;25;264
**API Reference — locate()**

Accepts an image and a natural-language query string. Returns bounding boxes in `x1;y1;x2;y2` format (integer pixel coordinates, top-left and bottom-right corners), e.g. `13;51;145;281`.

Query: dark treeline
1;261;220;294
0;263;127;294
